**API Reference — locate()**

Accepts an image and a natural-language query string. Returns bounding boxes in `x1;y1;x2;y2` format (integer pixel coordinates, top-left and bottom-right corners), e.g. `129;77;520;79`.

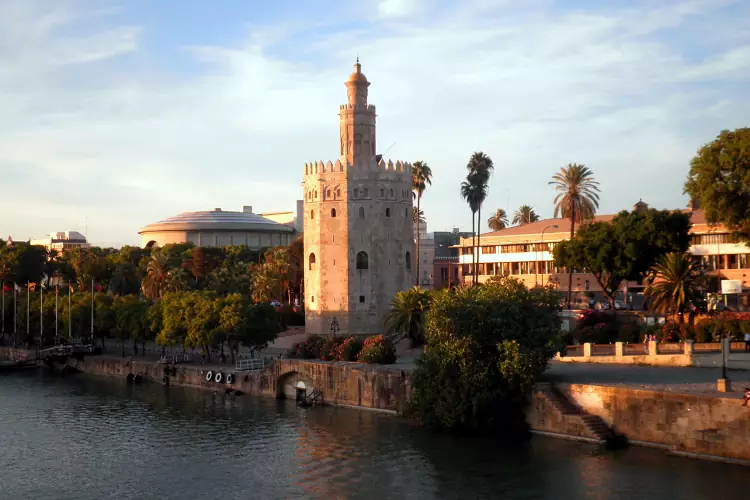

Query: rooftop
139;207;295;234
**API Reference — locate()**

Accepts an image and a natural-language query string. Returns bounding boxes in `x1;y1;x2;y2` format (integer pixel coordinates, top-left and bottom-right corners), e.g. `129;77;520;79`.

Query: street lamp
330;316;340;338
538;224;559;288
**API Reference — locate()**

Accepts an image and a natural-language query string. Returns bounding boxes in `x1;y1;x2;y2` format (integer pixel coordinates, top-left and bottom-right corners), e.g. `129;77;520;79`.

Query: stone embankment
2;347;748;465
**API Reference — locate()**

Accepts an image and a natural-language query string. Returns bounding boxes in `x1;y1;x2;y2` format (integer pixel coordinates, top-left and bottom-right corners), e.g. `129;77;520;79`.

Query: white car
614;300;631;310
270;300;281;307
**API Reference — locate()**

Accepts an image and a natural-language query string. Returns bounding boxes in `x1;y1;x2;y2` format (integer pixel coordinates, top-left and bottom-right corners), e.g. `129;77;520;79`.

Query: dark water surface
0;372;746;500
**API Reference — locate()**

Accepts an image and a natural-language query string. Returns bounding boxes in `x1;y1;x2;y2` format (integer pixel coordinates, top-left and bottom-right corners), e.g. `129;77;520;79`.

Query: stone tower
303;60;414;336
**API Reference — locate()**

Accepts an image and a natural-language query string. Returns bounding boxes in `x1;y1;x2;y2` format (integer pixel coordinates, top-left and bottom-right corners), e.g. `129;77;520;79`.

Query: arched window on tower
356;251;369;270
389;189;393;197
331;208;336;218
380;188;384;197
353;188;358;198
309;253;316;270
310;210;315;219
336;188;341;198
386;208;391;217
406;251;412;271
326;189;332;199
314;190;318;200
364;188;369;197
359;207;365;217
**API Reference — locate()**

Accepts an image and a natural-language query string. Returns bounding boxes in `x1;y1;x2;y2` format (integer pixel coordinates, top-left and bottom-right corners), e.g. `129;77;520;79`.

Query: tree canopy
553;208;691;306
684;127;750;240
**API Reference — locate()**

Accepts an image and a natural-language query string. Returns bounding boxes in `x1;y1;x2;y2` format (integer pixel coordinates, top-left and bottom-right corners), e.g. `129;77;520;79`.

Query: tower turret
339;58;376;164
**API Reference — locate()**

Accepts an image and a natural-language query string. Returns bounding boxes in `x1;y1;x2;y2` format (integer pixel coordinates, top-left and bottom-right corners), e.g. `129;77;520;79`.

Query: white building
30;231;90;254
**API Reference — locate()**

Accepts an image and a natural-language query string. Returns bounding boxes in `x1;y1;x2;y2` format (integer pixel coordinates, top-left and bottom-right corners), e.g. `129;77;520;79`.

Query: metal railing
235;358;265;371
158;354;192;364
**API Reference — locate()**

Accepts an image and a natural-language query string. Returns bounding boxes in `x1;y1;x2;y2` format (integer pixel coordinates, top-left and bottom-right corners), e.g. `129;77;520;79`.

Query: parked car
614;300;632;310
270;300;281;307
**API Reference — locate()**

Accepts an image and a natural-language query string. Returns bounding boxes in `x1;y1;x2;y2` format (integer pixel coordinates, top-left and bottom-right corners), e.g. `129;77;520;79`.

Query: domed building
139;205;297;249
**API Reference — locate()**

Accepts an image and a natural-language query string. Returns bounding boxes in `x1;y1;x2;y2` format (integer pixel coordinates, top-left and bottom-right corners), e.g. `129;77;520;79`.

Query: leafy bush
356;335;397;364
572;309;618;344
617;322;642;343
408;277;562;435
290;335;324;359
334;337;364;362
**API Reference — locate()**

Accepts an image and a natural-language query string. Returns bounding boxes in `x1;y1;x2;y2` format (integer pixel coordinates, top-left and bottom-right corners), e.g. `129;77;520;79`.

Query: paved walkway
544;361;750;399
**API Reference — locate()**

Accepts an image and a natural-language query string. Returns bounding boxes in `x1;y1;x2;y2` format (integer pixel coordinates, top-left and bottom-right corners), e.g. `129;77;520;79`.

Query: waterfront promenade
545;361;750;399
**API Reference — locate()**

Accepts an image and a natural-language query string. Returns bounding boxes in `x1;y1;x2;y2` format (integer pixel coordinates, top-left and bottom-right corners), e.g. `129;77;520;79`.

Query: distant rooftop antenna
382;141;396;157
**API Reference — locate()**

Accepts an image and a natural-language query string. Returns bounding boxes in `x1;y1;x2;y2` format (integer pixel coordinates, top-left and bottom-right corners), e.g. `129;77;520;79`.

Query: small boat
0;360;38;373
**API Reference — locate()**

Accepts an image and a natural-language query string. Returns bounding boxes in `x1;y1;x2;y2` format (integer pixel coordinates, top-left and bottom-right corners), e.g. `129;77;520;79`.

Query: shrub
617;322;642;343
290;335;324;359
278;306;305;328
356;335;397;364
573;309;618;344
408;277;562;434
334;337;364;362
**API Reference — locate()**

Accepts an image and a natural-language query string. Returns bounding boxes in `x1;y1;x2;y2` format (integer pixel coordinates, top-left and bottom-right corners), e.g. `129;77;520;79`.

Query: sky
1;0;748;247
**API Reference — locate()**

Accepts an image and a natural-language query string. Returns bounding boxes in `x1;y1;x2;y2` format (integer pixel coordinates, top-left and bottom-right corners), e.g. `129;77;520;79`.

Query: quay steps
538;384;624;446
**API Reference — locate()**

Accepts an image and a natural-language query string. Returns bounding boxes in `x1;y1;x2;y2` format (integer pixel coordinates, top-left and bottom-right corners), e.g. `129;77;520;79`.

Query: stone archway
276;371;315;401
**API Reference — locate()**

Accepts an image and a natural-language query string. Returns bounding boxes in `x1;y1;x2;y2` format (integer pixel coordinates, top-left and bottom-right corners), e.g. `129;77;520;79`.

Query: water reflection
0;372;747;500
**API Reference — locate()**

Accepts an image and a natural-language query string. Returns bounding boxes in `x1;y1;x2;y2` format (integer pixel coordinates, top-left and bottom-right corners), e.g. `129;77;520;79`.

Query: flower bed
289;335;395;364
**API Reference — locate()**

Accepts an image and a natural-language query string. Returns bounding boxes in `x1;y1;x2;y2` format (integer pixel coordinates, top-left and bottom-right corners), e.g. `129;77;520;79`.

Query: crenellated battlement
339;103;376;113
303;158;412;179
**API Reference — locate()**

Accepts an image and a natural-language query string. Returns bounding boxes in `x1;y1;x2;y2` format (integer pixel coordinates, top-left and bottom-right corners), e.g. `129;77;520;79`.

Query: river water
0;372;746;500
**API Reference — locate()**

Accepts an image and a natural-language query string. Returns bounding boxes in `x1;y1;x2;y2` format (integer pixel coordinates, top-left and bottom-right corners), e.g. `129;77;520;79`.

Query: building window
386;208;391;217
311;296;314;303
332;235;335;243
405;208;408;217
309;253;316;270
310;210;315;219
380;188;385;197
314;190;318;200
359;295;365;303
331;208;336;217
406;251;411;270
389;189;393;197
359;207;365;217
353;188;358;197
356;251;369;270
364;188;368;197
336;188;341;198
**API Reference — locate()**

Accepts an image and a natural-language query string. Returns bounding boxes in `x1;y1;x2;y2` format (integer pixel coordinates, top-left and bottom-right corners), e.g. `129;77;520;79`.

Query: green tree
412;161;433;286
644;252;706;323
250;247;295;304
466;152;494;286
553;208;691;309
219;294;281;363
487;208;508;231
684;128;750;240
549;164;600;308
408;276;562;434
412;207;426;225
512;205;540;225
0;243;47;285
385;286;431;348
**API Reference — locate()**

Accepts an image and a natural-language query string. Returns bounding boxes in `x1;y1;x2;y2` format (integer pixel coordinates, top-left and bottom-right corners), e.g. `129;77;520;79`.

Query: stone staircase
538;384;622;446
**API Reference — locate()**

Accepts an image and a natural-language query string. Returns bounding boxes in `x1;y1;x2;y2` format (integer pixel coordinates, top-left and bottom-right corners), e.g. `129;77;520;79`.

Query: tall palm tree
385;286;431;348
512;205;540;225
460;176;485;286
412;161;433;286
549;163;600;308
142;253;169;299
466;152;494;286
644;252;706;323
487;208;509;231
412;207;426;225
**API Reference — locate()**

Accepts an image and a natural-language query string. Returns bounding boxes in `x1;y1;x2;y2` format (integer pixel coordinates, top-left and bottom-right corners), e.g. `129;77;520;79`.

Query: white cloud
0;0;749;245
377;0;425;19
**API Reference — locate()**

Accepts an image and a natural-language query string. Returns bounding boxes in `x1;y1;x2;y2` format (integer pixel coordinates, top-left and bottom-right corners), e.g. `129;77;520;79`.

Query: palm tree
487;208;509;231
512;205;540;225
645;252;706;323
412;207;426;225
142;253;170;299
412;161;433;286
549;163;600;308
460;176;485;286
385;286;431;348
466;152;494;286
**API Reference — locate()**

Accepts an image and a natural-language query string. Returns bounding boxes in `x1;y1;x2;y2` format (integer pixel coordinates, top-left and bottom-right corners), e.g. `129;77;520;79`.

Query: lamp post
538;224;559;288
330;316;340;338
